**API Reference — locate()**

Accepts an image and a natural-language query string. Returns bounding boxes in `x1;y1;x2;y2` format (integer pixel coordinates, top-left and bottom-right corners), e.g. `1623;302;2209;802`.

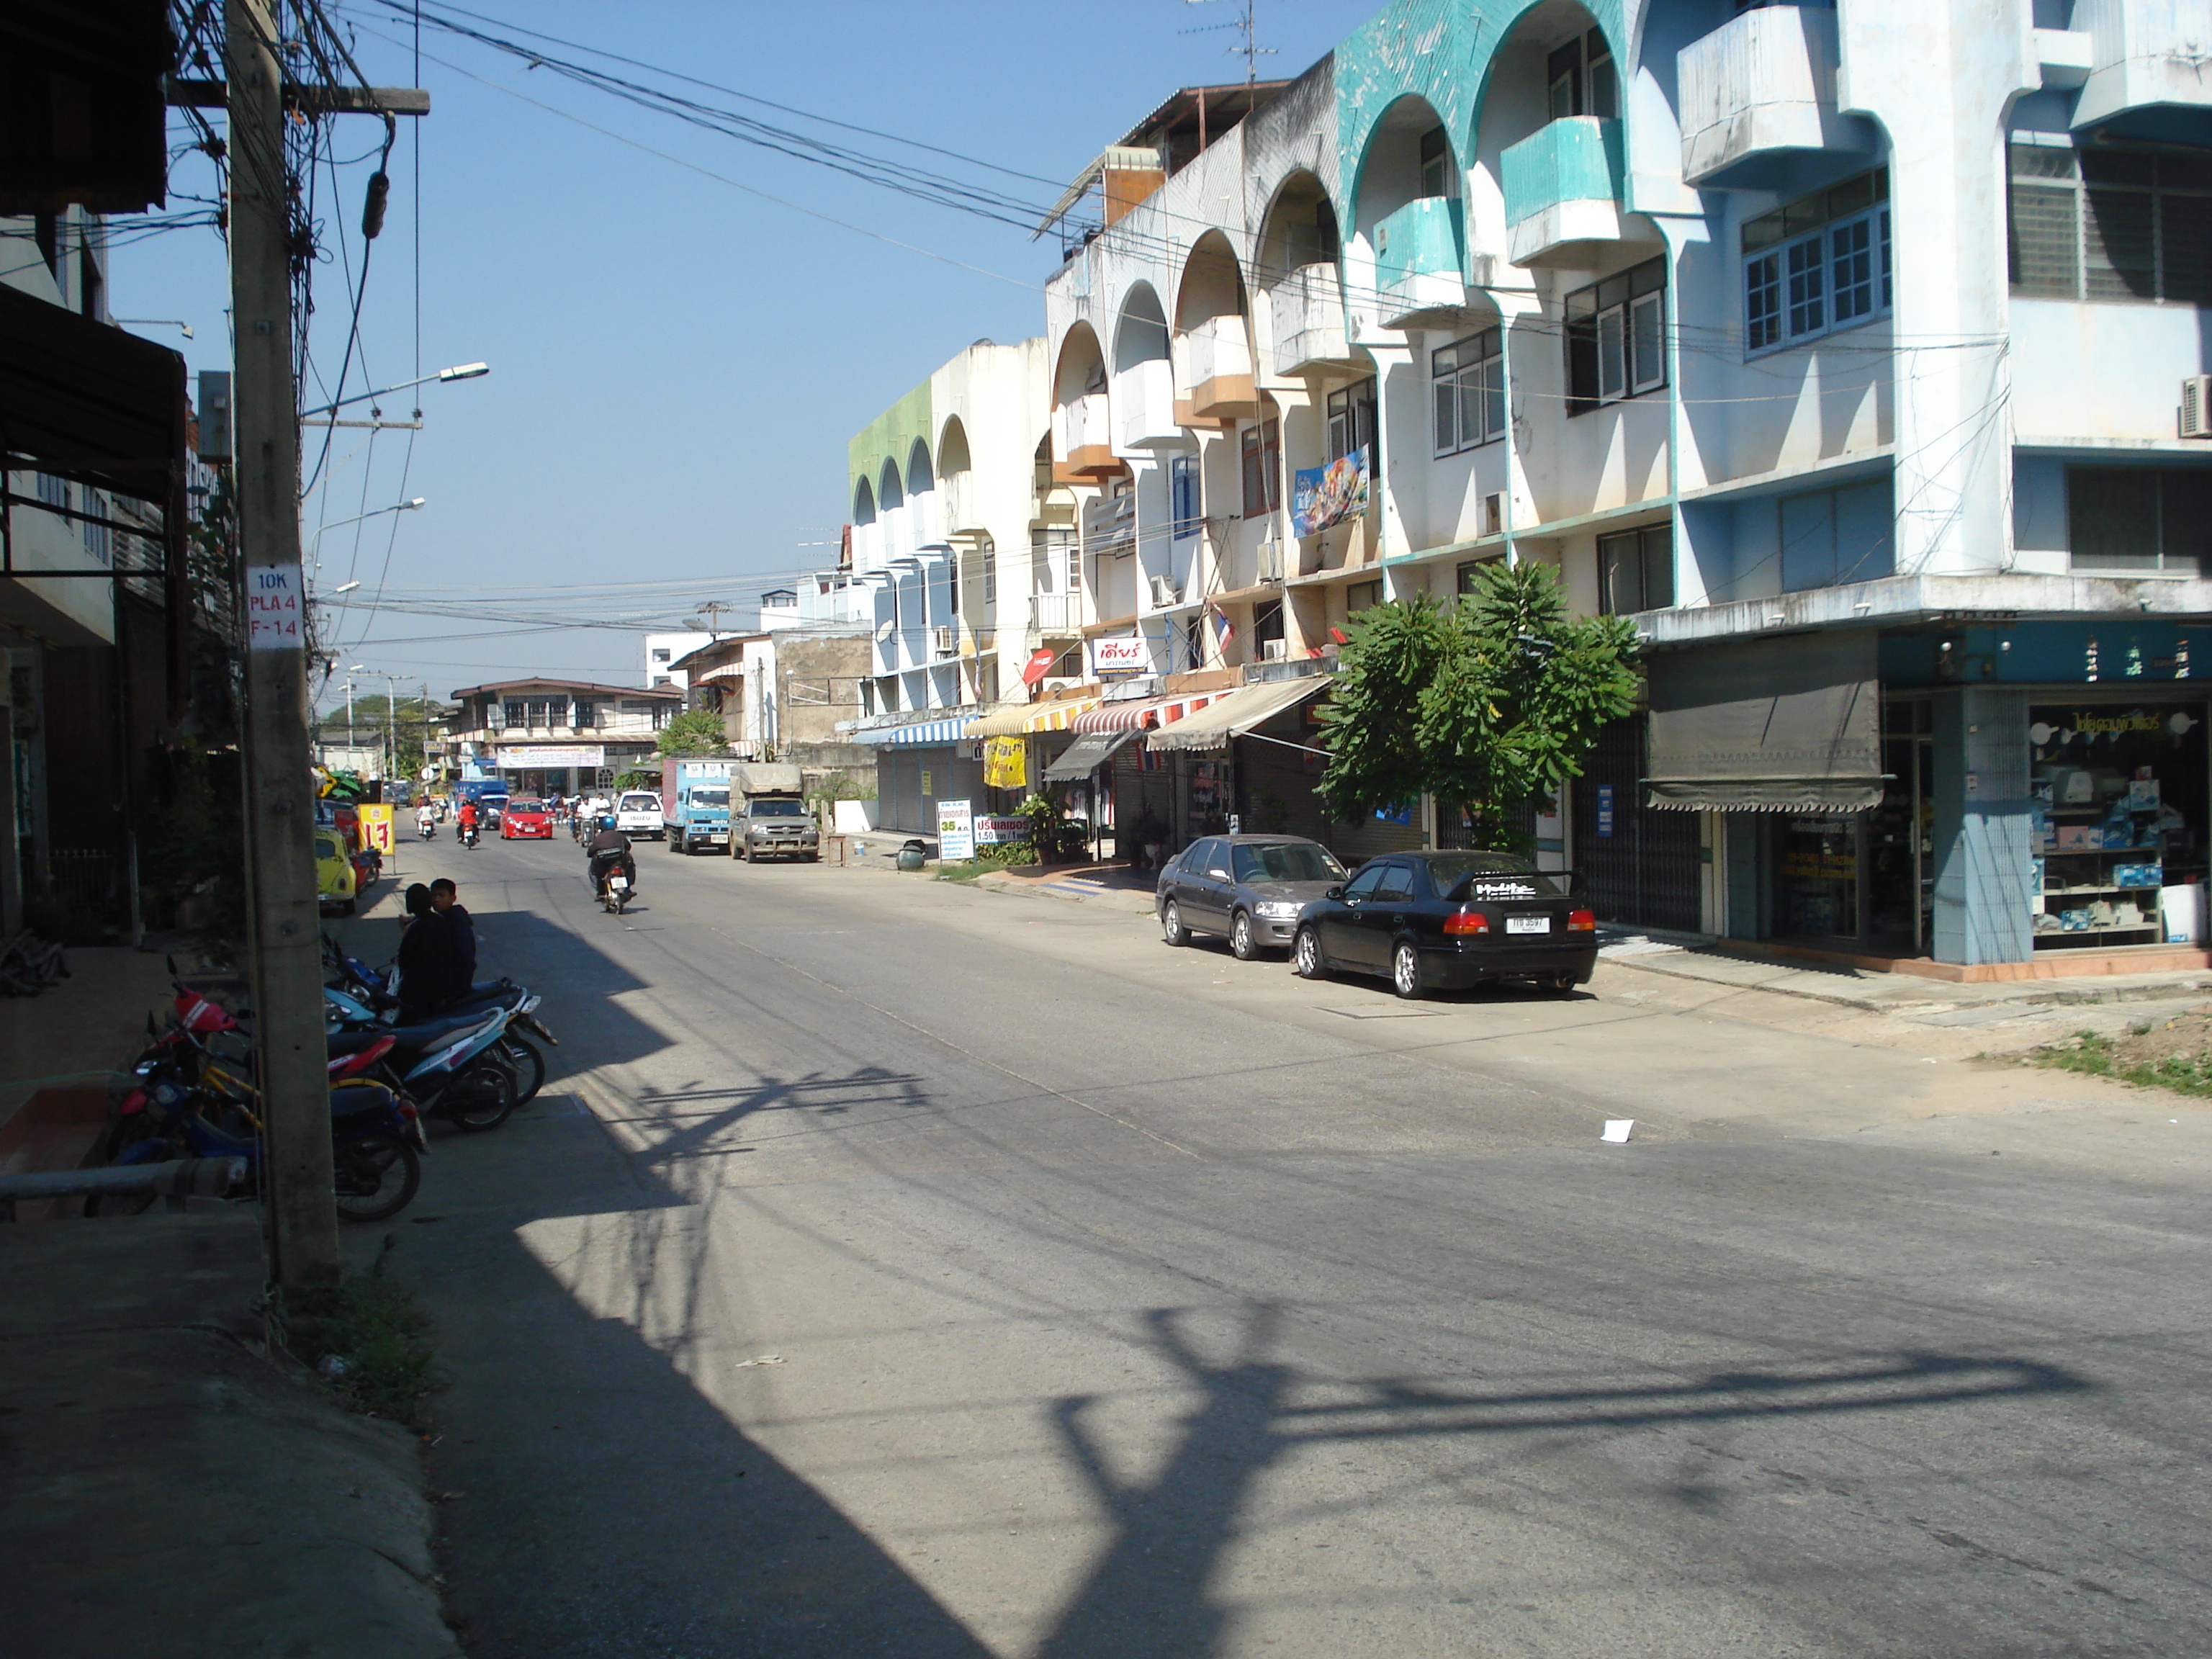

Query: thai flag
1210;608;1234;652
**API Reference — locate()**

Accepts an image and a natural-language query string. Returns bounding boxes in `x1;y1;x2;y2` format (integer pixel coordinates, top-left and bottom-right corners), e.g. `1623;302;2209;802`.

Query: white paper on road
1601;1119;1635;1143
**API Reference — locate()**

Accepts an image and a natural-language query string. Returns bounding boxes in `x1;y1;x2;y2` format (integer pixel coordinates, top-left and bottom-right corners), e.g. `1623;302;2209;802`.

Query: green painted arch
1336;0;1630;236
848;375;934;499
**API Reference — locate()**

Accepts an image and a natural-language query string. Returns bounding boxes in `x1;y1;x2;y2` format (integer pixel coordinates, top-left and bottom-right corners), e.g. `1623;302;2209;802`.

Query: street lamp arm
300;363;488;419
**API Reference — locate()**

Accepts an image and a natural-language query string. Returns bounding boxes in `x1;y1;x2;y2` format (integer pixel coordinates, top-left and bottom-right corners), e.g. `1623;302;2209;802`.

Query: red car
500;798;554;839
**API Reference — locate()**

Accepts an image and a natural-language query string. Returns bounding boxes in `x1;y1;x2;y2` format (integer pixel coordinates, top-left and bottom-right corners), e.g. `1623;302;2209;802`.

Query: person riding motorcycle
457;799;480;846
586;815;636;901
415;804;436;840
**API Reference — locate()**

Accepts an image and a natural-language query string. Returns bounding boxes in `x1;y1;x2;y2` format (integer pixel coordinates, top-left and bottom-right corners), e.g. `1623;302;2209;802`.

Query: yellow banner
356;803;395;853
984;736;1027;791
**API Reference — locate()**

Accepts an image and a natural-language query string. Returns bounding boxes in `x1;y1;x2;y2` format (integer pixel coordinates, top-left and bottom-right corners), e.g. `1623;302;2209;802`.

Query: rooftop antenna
1183;0;1274;84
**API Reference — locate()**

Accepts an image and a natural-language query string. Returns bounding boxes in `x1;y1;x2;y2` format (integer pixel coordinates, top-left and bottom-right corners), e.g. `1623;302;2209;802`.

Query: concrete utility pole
228;0;340;1290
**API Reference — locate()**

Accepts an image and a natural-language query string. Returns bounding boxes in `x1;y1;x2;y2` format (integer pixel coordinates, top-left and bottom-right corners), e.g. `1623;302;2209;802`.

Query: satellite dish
876;619;896;642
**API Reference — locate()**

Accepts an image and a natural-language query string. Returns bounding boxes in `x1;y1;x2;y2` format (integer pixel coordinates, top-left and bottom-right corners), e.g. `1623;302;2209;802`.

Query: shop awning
1645;632;1883;811
963;697;1100;737
1069;689;1228;732
1144;675;1328;752
1043;729;1141;781
695;662;745;683
885;716;972;746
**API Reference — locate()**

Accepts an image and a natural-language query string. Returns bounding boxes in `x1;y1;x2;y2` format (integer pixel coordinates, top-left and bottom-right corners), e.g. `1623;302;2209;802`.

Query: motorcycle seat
382;1010;500;1050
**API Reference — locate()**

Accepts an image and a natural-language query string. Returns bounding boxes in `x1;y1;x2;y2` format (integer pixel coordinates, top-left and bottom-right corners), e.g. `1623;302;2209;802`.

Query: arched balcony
1349;95;1467;329
1668;0;1870;190
1112;283;1182;451
1052;322;1119;484
1256;172;1357;376
1173;232;1259;423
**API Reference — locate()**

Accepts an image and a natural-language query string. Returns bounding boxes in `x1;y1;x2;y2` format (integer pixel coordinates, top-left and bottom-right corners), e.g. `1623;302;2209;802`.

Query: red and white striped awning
1067;691;1224;734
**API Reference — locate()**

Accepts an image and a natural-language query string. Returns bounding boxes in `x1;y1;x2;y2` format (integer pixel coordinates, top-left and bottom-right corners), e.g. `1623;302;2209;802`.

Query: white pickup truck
614;789;665;841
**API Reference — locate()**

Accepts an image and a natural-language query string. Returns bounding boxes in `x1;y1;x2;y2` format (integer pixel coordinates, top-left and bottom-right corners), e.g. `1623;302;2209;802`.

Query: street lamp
308;498;424;570
299;363;489;420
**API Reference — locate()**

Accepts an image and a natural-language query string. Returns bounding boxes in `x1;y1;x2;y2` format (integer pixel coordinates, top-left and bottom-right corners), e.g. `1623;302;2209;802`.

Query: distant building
643;631;714;691
445;678;683;797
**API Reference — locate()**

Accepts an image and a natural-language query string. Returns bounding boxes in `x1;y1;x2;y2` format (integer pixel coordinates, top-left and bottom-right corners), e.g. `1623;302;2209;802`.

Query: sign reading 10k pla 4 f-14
246;565;303;649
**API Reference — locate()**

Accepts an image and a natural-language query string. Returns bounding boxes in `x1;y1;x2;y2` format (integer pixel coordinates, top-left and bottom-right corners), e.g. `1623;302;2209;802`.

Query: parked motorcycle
322;935;554;1105
325;1004;520;1132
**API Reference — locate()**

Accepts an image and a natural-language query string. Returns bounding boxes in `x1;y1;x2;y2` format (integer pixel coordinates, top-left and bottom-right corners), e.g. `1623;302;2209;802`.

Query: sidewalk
972;860;1159;913
0;1211;459;1659
1598;927;2212;1020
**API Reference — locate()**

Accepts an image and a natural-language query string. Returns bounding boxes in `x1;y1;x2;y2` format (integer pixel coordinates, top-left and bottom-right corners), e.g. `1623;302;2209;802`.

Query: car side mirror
1323;885;1344;901
1209;868;1231;881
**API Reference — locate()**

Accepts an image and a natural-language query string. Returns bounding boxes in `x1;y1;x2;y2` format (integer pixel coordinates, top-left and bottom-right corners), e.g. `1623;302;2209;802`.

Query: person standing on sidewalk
429;878;476;997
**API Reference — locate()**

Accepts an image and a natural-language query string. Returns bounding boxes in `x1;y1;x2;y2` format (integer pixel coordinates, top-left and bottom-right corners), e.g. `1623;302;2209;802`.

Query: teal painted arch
1336;0;1632;235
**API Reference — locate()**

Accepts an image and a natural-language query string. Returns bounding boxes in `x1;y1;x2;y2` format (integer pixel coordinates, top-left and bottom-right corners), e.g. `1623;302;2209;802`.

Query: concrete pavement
350;835;2212;1658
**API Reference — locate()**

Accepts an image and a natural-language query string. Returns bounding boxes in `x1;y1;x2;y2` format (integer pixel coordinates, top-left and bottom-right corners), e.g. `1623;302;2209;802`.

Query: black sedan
1292;850;1597;998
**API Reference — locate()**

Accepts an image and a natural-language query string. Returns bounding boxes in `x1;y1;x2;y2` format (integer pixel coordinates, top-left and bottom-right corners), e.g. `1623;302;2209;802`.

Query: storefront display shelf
2041;922;2162;938
2043;845;2162;857
2041;883;2162;896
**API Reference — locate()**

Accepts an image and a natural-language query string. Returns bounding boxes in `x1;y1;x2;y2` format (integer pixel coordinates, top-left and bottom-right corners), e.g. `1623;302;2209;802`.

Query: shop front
1143;674;1332;853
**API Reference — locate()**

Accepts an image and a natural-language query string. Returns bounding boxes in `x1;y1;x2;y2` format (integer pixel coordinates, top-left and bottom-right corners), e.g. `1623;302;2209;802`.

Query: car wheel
1161;899;1187;947
1391;940;1424;1000
1229;910;1257;961
1293;927;1326;979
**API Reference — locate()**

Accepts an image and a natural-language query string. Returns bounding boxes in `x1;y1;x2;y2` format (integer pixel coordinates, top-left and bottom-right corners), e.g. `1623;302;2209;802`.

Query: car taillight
1568;909;1597;931
1442;908;1489;936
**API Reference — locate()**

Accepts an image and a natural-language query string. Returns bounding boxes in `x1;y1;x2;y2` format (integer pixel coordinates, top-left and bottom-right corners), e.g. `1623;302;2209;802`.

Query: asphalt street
348;832;2212;1659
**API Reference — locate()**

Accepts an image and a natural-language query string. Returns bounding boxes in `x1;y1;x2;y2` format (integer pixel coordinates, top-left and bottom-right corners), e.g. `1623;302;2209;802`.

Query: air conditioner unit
2184;376;2212;440
1262;638;1290;662
1149;573;1181;608
933;625;956;656
1256;536;1284;584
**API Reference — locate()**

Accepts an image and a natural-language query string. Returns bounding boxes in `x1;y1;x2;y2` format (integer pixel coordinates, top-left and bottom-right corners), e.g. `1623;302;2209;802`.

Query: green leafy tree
1318;561;1642;849
655;709;731;757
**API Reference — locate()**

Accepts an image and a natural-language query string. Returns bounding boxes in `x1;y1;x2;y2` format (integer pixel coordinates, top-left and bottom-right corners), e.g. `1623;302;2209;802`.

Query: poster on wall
1292;446;1369;538
984;736;1027;791
938;799;975;860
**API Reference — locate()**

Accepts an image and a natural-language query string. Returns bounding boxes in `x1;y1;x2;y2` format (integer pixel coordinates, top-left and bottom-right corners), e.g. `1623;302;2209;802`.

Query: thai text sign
495;747;605;769
356;803;395;853
1292;446;1369;538
974;815;1030;846
984;736;1027;791
1092;634;1146;677
938;799;975;860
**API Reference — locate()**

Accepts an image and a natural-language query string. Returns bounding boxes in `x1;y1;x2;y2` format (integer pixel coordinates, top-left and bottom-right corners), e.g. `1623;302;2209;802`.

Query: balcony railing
1030;592;1079;635
1177;315;1259;419
1677;4;1862;189
1499;117;1633;268
1372;198;1465;321
1267;264;1352;375
2073;0;2212;127
1053;390;1118;478
1112;356;1179;449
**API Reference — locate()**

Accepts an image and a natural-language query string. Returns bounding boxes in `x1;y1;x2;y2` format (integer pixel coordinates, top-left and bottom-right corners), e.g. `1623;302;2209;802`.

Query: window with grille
2069;468;2212;573
1241;418;1282;518
502;700;526;727
1433;330;1505;454
2008;143;2212;305
1566;258;1666;414
1598;525;1673;614
1743;169;1890;353
572;701;598;728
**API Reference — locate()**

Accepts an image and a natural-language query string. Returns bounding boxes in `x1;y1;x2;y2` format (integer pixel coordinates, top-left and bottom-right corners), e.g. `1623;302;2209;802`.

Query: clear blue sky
120;0;1382;704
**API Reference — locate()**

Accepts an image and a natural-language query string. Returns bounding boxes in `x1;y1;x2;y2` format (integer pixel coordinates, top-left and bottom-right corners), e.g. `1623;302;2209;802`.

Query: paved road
350;835;2212;1659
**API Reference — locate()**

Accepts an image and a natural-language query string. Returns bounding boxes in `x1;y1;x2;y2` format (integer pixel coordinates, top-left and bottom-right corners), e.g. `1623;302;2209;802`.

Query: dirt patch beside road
2028;1009;2212;1097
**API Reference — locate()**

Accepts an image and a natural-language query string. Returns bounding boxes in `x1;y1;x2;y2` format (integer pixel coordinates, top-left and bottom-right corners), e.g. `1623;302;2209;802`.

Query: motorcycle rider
415;802;436;840
457;797;480;848
585;814;636;902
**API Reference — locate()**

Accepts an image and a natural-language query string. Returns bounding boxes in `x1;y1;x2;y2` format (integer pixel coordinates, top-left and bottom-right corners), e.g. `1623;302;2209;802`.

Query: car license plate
1506;915;1550;934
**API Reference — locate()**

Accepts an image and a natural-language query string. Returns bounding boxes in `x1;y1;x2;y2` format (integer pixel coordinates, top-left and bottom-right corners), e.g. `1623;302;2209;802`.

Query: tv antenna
1183;0;1274;84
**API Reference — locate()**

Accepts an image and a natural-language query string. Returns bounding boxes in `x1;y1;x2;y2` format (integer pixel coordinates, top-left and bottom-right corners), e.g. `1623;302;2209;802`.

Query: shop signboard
984;736;1027;791
1596;784;1614;837
938;799;975;860
975;815;1030;845
356;803;395;853
496;745;604;770
1092;634;1146;677
1291;446;1369;538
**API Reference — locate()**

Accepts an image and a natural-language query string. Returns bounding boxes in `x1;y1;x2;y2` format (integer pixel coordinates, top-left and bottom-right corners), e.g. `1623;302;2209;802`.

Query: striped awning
963;698;1101;737
886;716;971;746
1068;691;1226;733
696;662;746;683
1144;676;1328;752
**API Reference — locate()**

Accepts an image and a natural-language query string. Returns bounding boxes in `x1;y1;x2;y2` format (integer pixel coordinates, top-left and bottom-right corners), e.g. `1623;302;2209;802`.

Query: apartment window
1241;418;1282;518
1455;557;1497;596
1346;578;1383;613
526;697;555;727
1597;525;1674;614
1433;330;1505;455
35;472;68;512
1418;127;1452;199
2008;143;2212;305
982;540;997;602
572;701;598;728
1779;479;1895;591
82;491;110;565
1328;378;1378;462
652;647;670;662
1743;168;1891;352
1566;258;1666;413
2069;468;2212;573
501;700;526;728
1547;29;1617;121
1170;453;1202;540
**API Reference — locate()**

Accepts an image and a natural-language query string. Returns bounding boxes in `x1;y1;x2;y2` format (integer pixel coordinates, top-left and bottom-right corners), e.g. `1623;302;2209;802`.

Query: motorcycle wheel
333;1133;421;1223
499;1034;547;1104
446;1059;518;1132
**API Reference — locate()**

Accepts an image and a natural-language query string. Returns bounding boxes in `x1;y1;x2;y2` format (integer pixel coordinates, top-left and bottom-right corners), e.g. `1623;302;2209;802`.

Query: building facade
444;679;680;798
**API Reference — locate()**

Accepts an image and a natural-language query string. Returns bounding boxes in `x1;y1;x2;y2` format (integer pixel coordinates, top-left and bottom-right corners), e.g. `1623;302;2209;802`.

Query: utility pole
698;601;734;638
228;0;339;1291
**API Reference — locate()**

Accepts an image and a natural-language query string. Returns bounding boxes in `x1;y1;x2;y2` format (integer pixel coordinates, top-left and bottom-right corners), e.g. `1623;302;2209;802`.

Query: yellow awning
963;697;1101;737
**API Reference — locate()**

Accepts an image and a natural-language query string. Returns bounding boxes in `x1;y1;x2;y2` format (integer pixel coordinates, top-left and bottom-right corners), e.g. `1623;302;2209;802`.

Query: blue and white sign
1596;784;1614;838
